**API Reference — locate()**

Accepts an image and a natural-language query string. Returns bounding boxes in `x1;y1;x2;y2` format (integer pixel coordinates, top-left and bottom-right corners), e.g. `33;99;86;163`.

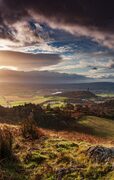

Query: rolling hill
56;91;96;99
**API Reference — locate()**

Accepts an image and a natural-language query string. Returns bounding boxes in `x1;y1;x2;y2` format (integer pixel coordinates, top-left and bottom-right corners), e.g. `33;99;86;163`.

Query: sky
0;0;114;83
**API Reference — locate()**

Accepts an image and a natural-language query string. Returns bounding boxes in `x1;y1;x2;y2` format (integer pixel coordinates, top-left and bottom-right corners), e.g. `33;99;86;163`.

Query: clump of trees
0;103;44;122
43;105;76;130
0;103;76;130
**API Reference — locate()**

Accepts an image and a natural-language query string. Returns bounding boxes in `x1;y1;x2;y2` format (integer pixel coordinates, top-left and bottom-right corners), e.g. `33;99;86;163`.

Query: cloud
108;60;114;69
42;51;114;70
0;0;113;82
0;0;113;29
110;64;114;69
0;0;114;48
0;51;62;70
38;50;114;79
0;20;51;48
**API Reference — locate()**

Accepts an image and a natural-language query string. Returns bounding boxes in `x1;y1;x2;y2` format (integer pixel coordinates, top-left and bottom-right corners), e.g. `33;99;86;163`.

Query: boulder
87;146;114;163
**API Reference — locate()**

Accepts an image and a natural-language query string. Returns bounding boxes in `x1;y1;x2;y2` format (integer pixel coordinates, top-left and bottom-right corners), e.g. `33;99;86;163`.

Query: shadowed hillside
56;90;96;99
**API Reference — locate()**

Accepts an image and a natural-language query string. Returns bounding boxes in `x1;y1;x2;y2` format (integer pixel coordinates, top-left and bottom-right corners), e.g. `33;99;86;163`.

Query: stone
87;145;114;163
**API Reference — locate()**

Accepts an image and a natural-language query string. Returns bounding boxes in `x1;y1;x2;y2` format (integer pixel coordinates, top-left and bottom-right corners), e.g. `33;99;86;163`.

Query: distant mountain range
0;70;114;93
0;69;94;83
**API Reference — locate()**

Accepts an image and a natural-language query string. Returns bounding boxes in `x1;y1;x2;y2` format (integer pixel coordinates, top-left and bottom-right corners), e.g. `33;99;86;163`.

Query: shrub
21;112;39;139
0;127;13;159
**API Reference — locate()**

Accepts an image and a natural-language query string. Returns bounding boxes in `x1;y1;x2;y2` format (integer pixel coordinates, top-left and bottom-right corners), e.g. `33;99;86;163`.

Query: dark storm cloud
0;51;62;70
90;66;98;70
0;0;114;41
0;0;113;29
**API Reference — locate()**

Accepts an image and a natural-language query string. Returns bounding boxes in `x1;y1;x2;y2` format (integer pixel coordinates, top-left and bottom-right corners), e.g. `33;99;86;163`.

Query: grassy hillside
0;123;114;180
97;93;114;97
57;91;96;99
79;116;114;139
1;116;114;179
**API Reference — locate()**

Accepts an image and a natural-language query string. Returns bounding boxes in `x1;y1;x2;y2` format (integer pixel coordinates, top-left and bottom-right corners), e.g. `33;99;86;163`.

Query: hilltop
56;90;96;99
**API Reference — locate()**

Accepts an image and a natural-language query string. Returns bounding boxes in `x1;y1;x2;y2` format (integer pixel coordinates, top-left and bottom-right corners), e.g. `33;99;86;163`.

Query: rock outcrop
87;146;114;163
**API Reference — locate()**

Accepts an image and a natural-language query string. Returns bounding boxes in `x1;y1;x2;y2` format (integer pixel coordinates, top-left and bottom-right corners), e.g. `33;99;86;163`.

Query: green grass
0;96;8;106
1;136;114;180
97;93;114;97
79;116;114;138
0;95;67;107
1;116;114;179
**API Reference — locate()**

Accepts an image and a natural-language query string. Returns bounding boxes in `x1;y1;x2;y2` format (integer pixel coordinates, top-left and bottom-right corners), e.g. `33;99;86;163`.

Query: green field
97;93;114;97
0;95;67;107
79;116;114;138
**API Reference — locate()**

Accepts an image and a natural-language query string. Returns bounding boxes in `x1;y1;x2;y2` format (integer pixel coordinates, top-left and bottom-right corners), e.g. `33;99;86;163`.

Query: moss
24;151;47;164
56;141;78;149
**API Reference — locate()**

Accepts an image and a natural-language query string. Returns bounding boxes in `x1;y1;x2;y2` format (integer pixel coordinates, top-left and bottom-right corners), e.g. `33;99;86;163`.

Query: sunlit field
0;95;67;107
79;116;114;138
97;93;114;97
